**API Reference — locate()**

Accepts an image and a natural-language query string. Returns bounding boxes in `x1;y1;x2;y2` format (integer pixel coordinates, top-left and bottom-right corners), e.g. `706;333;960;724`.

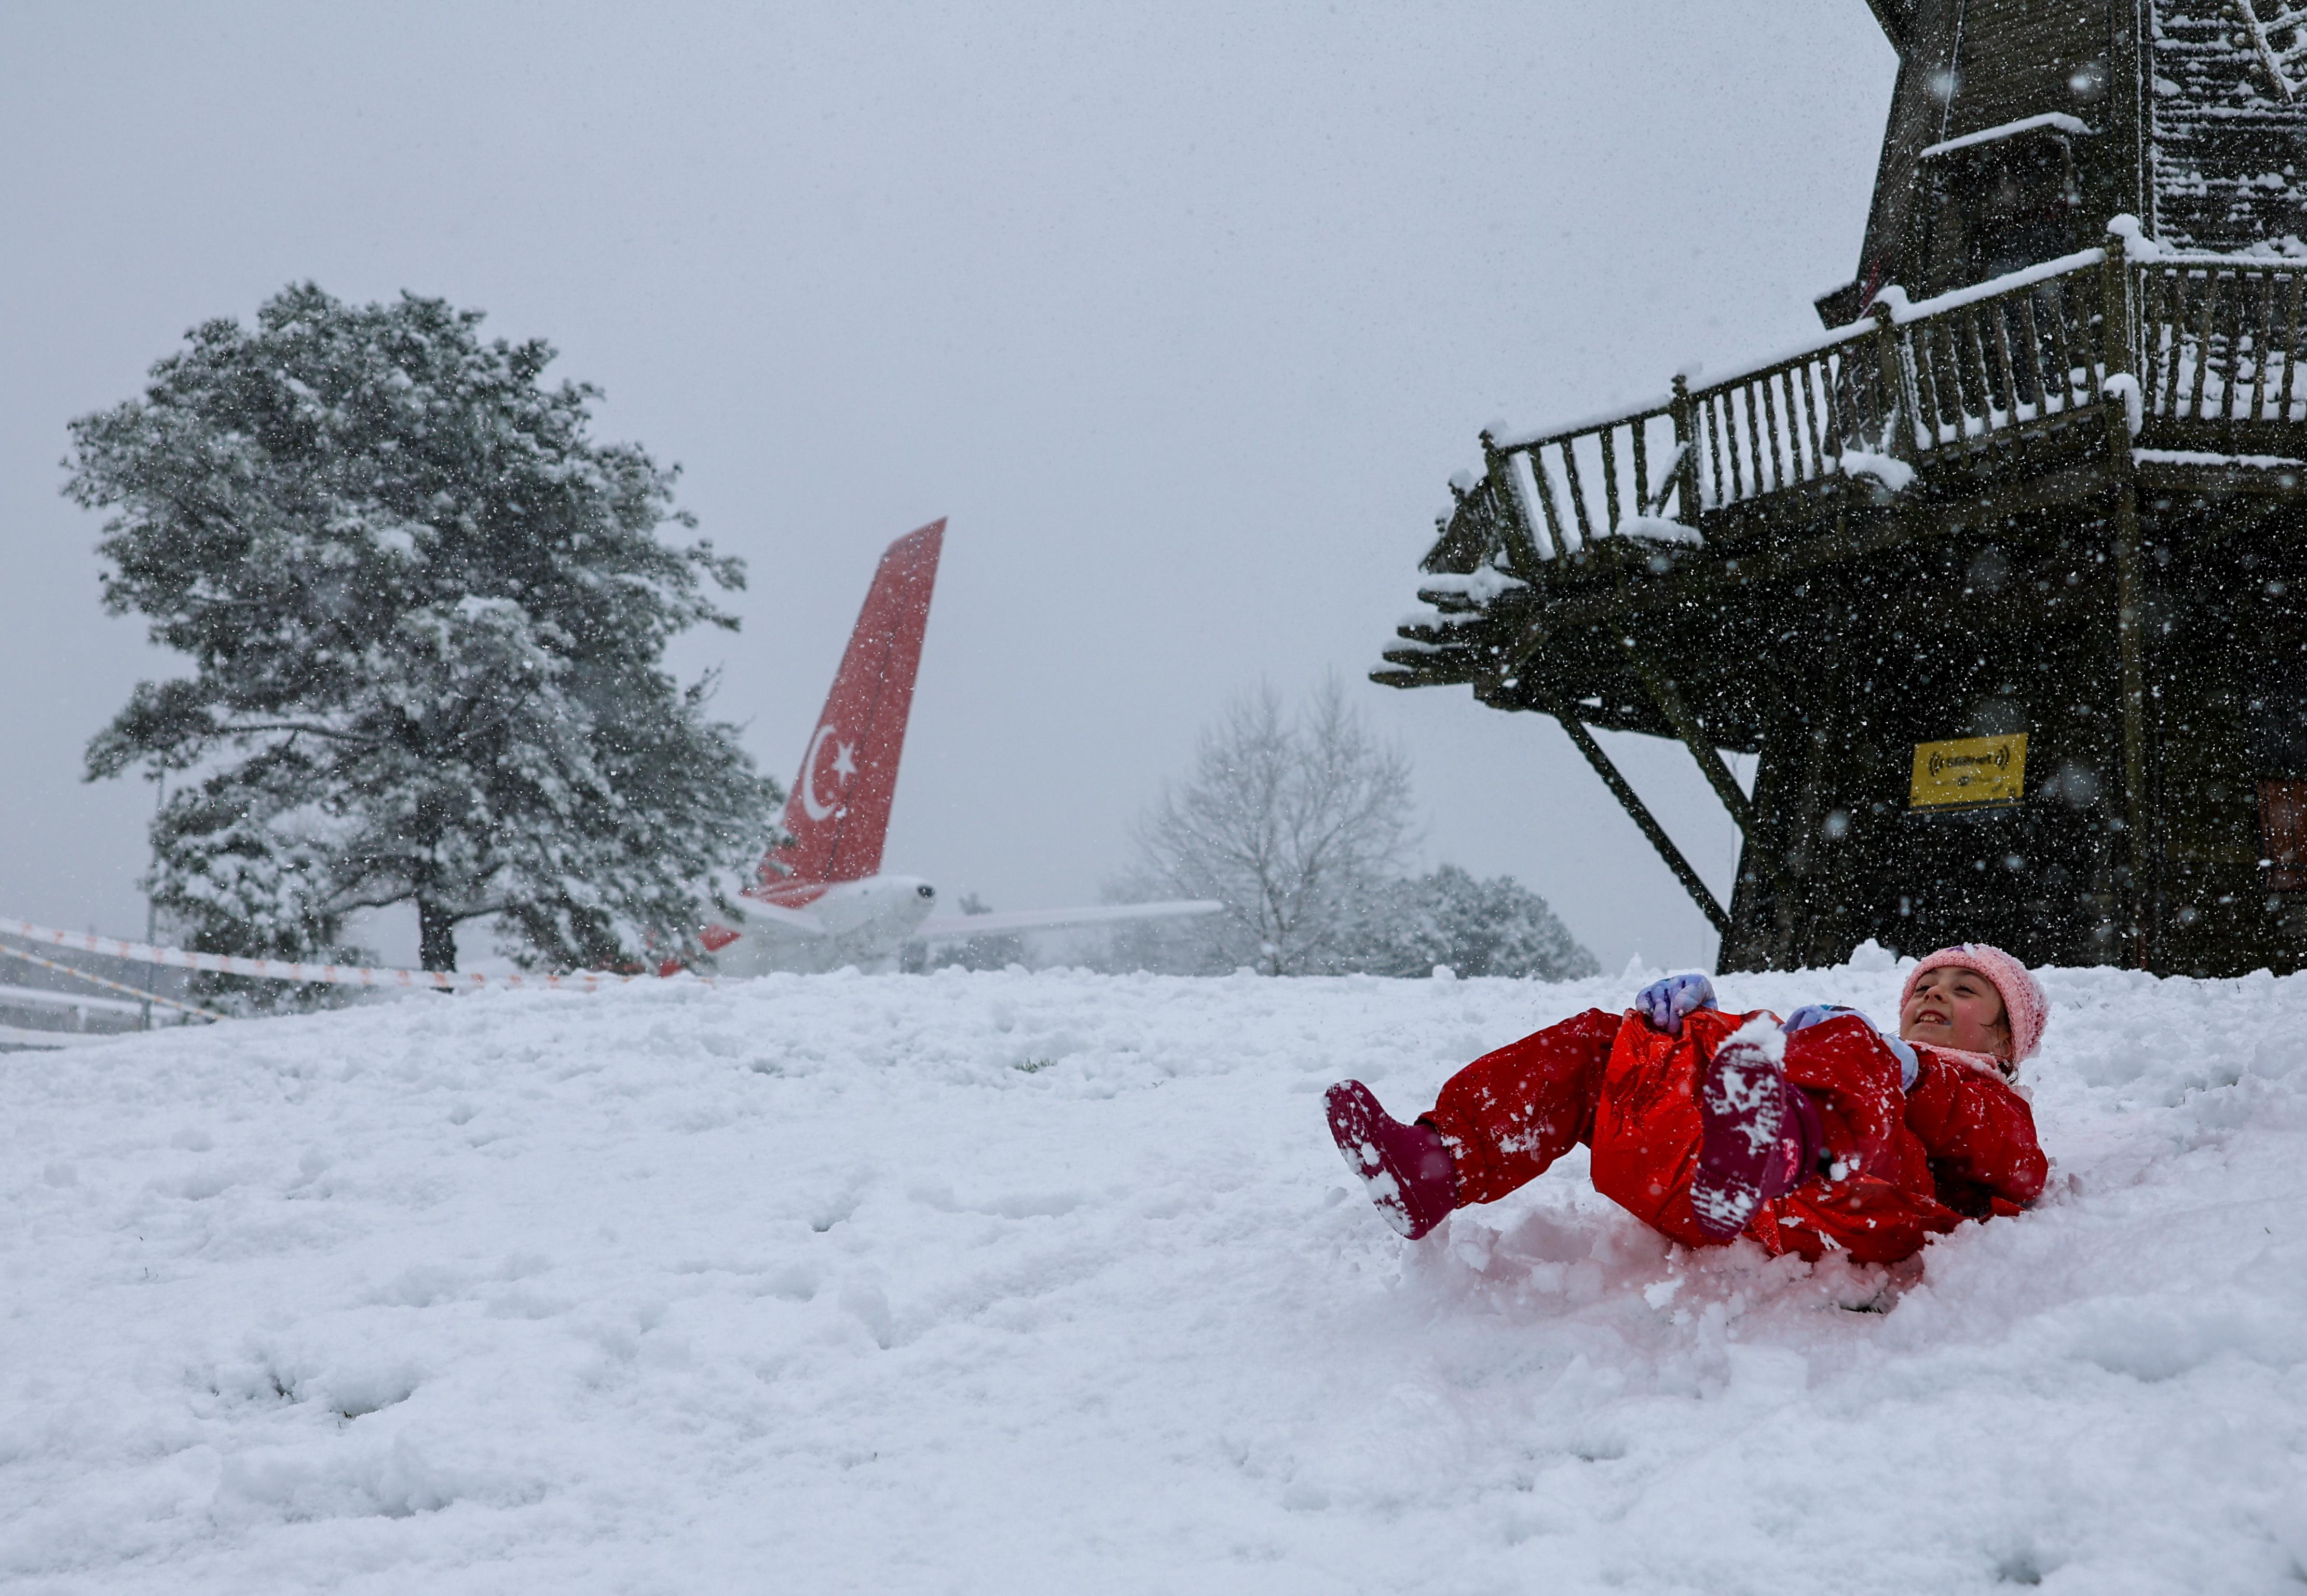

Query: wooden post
1480;430;1546;581
2113;493;2150;969
2100;227;2153;969
1669;373;1701;516
2099;227;2137;401
1871;298;1907;458
1619;643;1756;835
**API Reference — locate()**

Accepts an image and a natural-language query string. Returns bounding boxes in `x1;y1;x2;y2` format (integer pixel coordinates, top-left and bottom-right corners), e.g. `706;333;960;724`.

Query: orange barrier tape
0;940;229;1021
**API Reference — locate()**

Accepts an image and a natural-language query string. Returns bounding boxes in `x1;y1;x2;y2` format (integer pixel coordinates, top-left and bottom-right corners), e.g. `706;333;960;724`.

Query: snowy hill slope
2;956;2303;1593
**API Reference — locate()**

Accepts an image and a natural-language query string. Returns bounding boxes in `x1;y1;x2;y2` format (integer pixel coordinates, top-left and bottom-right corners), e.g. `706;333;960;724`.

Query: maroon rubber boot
1690;1024;1826;1242
1325;1080;1459;1240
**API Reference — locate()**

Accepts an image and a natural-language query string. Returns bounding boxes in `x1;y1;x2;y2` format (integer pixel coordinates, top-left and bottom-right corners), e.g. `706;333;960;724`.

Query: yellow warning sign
1910;733;2028;810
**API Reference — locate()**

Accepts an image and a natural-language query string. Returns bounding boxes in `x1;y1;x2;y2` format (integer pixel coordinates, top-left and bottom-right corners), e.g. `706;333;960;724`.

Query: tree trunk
418;899;459;972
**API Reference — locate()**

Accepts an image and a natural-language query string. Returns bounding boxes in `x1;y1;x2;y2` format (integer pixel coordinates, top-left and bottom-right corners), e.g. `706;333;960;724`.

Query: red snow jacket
1426;1008;2047;1265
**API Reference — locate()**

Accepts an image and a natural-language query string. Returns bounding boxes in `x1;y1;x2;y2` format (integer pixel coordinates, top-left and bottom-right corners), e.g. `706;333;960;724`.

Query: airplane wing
736;901;831;937
911;900;1222;942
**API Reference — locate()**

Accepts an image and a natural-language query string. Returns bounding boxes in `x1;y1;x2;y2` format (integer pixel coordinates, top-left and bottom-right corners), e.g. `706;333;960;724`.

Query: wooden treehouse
1376;2;2307;977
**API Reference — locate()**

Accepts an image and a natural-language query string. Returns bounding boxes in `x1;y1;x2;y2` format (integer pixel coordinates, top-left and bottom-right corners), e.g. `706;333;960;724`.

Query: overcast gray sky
1;2;1893;972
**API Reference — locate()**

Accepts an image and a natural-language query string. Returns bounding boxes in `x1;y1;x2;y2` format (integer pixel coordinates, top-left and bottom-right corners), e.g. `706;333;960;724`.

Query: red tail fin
757;519;943;892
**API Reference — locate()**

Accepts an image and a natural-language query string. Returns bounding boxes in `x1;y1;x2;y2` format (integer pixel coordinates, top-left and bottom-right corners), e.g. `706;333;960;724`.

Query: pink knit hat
1899;944;2047;1065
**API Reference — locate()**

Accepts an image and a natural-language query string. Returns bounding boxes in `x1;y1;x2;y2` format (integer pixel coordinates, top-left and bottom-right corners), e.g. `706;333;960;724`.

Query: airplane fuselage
716;875;940;974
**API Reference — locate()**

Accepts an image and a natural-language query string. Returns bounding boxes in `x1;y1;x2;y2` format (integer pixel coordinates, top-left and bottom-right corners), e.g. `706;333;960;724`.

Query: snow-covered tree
67;283;782;978
1113;679;1416;975
1352;864;1598;980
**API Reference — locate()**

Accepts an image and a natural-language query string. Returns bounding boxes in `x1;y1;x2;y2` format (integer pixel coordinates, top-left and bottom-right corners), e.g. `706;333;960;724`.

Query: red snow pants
1420;1008;2048;1265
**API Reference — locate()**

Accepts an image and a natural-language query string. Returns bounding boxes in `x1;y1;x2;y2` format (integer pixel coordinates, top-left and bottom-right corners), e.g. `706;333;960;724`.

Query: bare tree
1115;679;1416;975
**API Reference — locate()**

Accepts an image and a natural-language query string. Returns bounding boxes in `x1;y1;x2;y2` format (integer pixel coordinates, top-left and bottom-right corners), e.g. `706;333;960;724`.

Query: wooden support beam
2131;457;2307;497
1541;697;1730;934
2103;226;2154;971
2113;479;2151;970
1615;637;1809;961
1618;643;1756;835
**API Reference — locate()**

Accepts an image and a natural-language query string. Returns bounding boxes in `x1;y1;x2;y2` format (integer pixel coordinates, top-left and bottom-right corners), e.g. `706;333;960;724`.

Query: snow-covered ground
3;951;2302;1593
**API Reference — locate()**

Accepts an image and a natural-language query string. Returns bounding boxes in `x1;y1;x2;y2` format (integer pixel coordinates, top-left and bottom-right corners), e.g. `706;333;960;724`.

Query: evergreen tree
66;283;781;979
1351;863;1599;980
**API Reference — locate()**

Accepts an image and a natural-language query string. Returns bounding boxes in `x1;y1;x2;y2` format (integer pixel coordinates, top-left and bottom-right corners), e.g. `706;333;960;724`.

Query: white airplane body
706;520;1215;975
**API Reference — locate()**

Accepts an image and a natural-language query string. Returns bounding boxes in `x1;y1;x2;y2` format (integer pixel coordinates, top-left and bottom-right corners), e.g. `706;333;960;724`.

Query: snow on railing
1473;261;2107;566
1441;225;2307;588
2133;252;2307;425
1882;251;2112;453
1484;396;1685;570
1458;243;2144;573
1682;325;1885;513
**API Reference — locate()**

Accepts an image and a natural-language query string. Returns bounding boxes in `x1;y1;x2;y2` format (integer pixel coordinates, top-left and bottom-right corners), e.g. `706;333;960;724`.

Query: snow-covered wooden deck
1377;229;2307;978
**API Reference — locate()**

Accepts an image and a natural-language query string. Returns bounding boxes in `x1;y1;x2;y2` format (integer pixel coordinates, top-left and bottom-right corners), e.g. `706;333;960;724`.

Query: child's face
1900;966;2011;1057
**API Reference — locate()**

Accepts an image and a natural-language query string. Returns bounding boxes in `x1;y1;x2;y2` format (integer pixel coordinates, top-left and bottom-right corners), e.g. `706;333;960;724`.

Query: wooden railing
1683;324;1879;512
1482;395;1684;568
2133;254;2307;426
1881;249;2113;455
1463;239;2190;576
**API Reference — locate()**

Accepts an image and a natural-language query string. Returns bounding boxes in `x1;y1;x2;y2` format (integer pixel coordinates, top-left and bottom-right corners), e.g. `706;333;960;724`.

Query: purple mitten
1784;1003;1918;1089
1635;972;1717;1036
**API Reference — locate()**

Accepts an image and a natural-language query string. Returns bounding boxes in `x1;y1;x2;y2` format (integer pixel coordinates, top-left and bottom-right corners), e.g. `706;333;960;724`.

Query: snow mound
3;961;2303;1591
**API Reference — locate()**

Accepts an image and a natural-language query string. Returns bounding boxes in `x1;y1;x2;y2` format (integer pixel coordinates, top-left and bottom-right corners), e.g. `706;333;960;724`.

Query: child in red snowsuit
1326;944;2050;1265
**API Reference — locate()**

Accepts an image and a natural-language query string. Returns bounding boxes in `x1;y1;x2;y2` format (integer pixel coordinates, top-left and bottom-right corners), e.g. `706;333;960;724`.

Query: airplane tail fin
757;519;944;894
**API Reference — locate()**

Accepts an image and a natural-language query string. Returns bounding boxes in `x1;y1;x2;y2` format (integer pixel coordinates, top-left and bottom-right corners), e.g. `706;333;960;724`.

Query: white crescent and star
799;724;860;822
